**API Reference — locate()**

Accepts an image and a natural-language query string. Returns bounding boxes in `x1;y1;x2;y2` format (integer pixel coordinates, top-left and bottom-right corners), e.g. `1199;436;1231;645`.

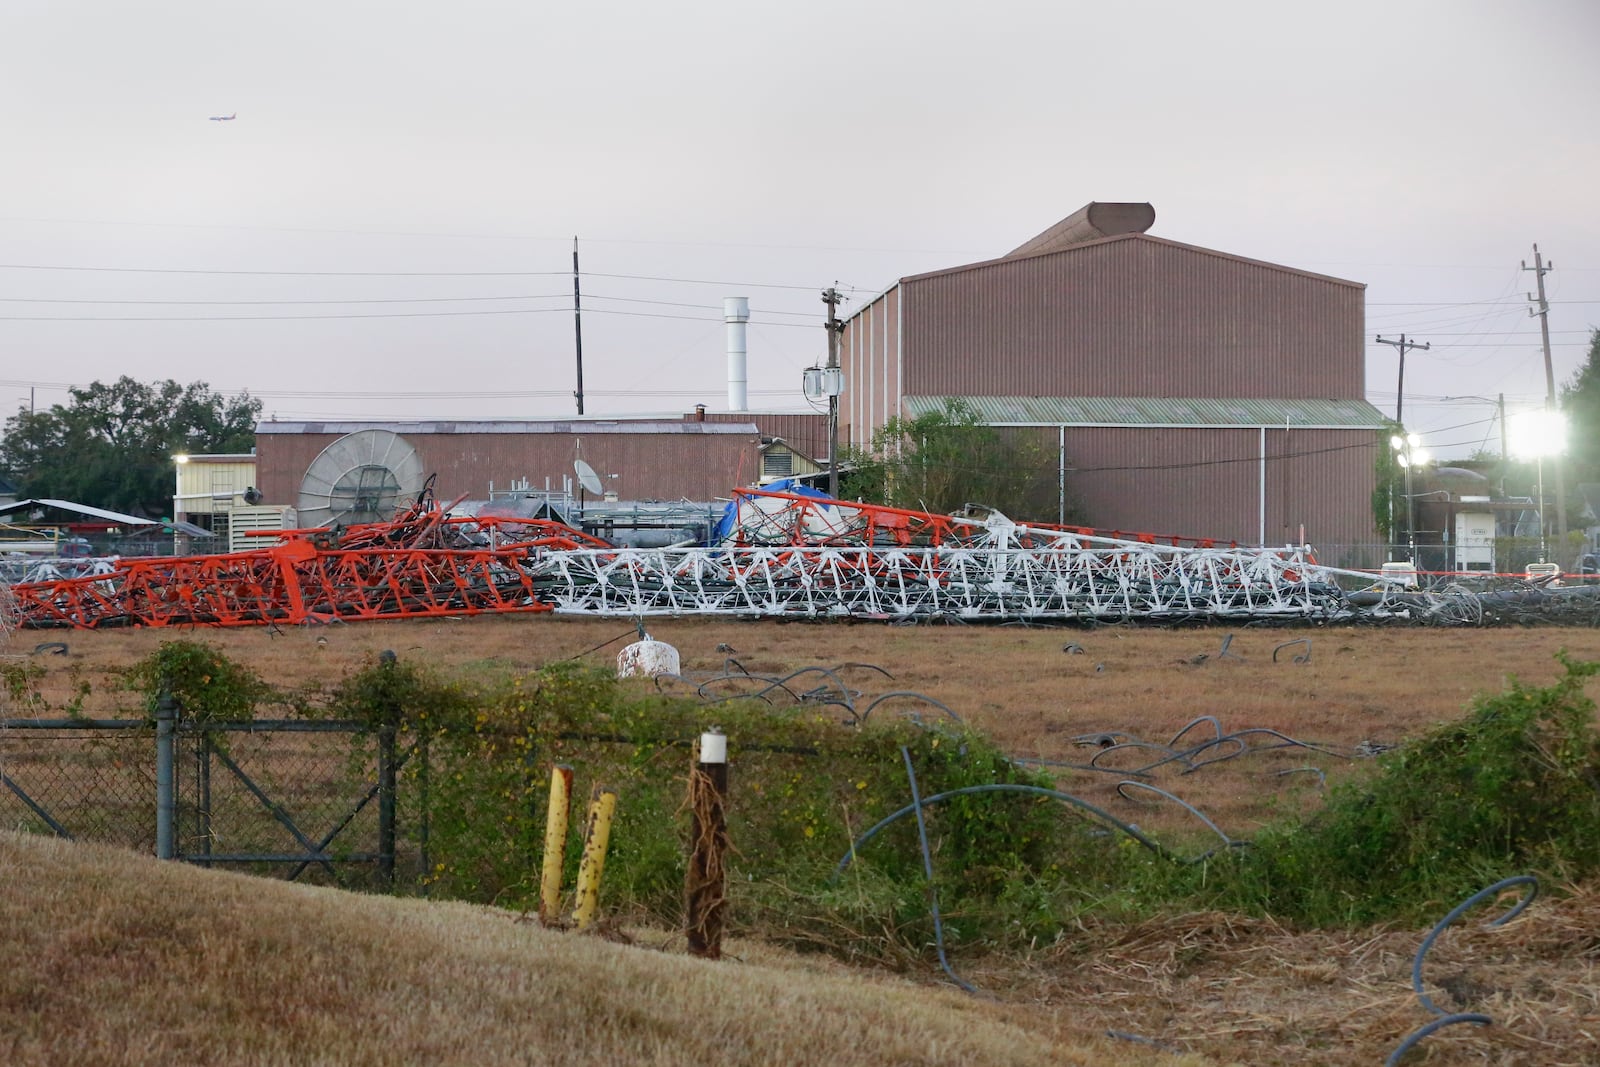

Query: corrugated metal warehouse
254;420;762;507
839;202;1387;557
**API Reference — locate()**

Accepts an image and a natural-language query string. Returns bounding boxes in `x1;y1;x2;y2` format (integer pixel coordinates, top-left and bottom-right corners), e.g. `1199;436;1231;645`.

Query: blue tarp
711;479;834;544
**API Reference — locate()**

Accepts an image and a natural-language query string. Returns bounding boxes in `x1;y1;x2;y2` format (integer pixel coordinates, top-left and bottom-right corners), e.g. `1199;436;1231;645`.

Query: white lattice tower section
526;521;1361;621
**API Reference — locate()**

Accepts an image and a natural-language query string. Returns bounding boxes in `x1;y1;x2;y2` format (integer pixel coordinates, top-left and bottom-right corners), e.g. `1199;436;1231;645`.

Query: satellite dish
574;459;604;495
298;429;426;527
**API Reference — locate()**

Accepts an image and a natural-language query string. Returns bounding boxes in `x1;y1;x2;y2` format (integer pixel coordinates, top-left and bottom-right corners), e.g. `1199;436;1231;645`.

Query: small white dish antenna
574;459;604;496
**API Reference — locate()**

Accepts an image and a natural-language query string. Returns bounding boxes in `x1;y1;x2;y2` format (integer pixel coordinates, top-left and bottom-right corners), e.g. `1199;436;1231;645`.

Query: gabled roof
0;499;159;526
1574;483;1600;524
903;396;1386;430
901;231;1363;290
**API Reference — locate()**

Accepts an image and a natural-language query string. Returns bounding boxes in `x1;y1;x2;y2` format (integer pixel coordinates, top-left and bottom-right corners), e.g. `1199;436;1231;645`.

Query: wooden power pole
572;237;585;416
822;287;843;499
1375;334;1430;426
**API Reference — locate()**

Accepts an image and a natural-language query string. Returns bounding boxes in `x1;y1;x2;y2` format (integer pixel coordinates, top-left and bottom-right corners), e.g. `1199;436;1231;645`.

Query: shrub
318;655;1094;946
125;639;272;721
1206;653;1600;924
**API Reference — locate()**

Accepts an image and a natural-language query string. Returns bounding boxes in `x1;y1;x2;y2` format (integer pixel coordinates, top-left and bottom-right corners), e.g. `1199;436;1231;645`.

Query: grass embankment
0;831;1200;1067
8;620;1600;1063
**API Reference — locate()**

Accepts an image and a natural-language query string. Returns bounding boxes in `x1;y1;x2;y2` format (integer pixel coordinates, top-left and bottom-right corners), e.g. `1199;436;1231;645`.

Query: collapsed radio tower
13;488;1588;631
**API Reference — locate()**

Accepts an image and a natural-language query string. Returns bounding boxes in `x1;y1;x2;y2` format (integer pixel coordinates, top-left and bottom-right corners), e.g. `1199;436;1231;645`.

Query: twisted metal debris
10;488;1600;629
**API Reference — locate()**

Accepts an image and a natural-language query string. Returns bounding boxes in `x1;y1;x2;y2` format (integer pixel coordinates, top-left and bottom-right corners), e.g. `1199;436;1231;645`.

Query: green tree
1560;327;1600;484
0;377;260;517
837;399;1067;522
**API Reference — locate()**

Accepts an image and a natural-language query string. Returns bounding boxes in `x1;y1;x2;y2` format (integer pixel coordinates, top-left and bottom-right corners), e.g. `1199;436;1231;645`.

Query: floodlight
1508;409;1567;459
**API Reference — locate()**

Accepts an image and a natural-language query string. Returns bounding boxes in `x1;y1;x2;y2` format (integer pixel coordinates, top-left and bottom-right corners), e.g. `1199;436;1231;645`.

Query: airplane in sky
208;113;236;122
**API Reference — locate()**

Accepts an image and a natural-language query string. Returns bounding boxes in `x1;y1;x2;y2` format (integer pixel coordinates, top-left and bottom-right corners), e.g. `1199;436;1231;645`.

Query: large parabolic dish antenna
297;429;425;527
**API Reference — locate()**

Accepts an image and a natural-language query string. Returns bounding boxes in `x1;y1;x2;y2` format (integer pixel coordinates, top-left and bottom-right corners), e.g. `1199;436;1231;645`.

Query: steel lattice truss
10;488;1386;629
532;514;1347;622
10;508;607;630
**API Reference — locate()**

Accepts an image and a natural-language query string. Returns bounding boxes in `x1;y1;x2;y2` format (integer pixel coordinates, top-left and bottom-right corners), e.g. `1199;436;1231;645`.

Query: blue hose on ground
1411;874;1538;1016
1384;1014;1494;1066
1386;873;1538;1064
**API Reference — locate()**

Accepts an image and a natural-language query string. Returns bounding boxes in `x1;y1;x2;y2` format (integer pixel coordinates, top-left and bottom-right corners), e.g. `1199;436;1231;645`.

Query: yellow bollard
571;786;617;930
539;764;574;926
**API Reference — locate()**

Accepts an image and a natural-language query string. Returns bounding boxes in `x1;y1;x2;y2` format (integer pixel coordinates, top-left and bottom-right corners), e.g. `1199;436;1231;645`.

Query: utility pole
1497;392;1508;499
1524;244;1565;548
572;236;585;416
1375;334;1430;425
822;286;843;499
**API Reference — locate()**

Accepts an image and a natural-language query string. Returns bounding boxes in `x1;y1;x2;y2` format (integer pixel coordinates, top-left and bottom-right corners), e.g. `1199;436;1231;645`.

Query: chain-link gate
0;715;394;888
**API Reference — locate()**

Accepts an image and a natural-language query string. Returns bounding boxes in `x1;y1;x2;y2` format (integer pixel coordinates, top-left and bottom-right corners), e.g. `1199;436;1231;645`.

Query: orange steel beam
12;506;605;630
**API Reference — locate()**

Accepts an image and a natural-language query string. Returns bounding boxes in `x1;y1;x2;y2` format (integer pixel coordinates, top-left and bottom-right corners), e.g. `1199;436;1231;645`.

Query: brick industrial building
837;202;1387;557
254;419;764;508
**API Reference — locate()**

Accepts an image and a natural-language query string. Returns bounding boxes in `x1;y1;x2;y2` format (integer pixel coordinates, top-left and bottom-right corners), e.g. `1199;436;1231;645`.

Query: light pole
1509;409;1567;564
1389;433;1429;564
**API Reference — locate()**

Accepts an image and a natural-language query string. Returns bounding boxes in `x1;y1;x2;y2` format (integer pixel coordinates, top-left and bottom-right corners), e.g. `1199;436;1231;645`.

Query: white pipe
1058;425;1066;525
724;297;749;411
1258;426;1267;546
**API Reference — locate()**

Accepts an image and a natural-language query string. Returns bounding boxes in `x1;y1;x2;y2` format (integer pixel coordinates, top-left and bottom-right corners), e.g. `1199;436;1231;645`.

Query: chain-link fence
0;713;387;888
0;719;156;847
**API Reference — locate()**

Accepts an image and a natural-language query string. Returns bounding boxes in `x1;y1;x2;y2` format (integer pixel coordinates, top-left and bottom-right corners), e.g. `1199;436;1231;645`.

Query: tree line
0;378;260;518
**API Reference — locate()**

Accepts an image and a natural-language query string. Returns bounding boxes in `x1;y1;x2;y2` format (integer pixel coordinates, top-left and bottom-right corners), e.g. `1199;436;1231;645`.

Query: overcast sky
2;0;1597;461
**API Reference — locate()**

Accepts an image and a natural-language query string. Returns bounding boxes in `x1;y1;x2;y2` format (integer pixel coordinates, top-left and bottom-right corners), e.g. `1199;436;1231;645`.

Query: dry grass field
11;615;1598;843
0;830;1202;1067
5;616;1600;1065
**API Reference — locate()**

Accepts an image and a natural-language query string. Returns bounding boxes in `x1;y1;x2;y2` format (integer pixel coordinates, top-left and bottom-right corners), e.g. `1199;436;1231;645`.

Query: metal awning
0;499;160;526
902;396;1387;430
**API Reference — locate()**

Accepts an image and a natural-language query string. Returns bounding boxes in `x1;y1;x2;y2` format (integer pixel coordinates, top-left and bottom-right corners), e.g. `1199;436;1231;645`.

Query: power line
1368;299;1600;306
0;262;831;289
0;263;569;277
0;293;571;306
0;306;818;326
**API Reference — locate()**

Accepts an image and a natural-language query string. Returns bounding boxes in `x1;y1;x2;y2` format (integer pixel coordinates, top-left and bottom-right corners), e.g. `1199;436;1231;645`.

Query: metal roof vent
1005;202;1157;259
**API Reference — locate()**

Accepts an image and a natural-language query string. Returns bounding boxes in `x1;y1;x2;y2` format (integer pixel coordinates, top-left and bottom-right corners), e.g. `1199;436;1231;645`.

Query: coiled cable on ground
1114;780;1235;850
1385;873;1538;1065
834;782;1173;883
898;745;977;995
854;691;965;727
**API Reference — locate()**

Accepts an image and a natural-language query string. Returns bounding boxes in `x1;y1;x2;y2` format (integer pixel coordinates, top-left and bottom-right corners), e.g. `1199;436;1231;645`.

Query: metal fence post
378;722;397;889
377;649;398;890
197;732;213;867
155;688;177;860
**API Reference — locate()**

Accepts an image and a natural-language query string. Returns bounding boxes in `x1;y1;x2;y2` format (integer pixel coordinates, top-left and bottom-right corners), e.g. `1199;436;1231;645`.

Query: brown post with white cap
685;727;729;958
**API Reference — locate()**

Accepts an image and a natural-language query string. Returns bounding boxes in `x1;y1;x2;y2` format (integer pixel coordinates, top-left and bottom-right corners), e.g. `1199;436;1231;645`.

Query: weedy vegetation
79;636;1600;958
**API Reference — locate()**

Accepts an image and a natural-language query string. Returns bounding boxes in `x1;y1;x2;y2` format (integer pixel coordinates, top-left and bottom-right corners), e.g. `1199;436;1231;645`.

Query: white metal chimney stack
724;296;749;411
